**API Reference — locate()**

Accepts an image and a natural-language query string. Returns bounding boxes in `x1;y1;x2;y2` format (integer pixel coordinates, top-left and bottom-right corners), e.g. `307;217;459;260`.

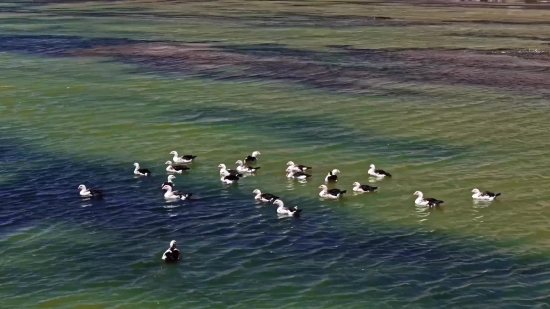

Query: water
2;1;550;308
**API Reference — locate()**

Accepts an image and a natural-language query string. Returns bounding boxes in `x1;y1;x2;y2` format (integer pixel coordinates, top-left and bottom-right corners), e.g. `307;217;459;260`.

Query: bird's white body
324;169;340;183
133;163;149;176
413;191;428;206
162;185;190;200
170;151;194;163
165;161;183;174
471;188;499;201
273;200;300;216
235;160;258;173
318;185;339;199
78;185;92;197
368;164;385;178
218;164;232;176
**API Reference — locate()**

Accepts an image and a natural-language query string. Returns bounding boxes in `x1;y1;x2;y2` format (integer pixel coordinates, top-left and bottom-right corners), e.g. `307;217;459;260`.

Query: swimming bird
245;151;261;163
273;199;302;217
218;164;240;177
413;191;443;207
162;185;192;200
253;189;280;203
221;173;242;184
165;161;190;174
236;160;261;173
162;240;181;262
133;162;152;176
286;161;312;172
78;184;104;197
169;151;197;164
319;185;346;199
286;168;312;180
325;169;340;183
352;182;378;193
368;164;392;178
471;188;501;201
162;175;176;189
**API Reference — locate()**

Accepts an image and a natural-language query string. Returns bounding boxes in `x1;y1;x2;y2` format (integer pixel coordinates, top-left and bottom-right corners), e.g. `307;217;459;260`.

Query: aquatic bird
352;182;378;193
235;160;261;173
253;189;280;203
245;151;261;163
162;240;181;262
133;162;152;176
169;151;197;164
221;173;242;184
218;164;240;177
162;175;176;189
286;161;312;172
368;164;392;178
319;185;346;199
471;188;501;201
165;161;190;174
78;184;103;197
413;191;444;207
286;168;312;180
162;185;192;200
273;199;302;217
325;169;340;183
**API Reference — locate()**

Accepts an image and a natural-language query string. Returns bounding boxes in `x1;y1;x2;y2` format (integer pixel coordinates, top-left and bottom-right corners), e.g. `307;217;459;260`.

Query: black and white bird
471;188;501;201
221;173;243;184
352;182;378;193
286;168;312;180
319;185;346;199
162;185;192;200
413;191;443;207
218;164;241;177
133;162;152;176
245;151;261;163
236;160;261;173
162;175;176;189
273;199;302;217
162;240;181;262
169;151;197;164
368;164;392;178
286;161;312;172
325;169;340;183
165;161;190;174
78;184;104;197
253;189;280;203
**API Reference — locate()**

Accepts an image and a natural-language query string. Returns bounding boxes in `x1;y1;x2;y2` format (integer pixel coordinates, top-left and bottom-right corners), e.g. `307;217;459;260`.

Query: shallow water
2;1;550;308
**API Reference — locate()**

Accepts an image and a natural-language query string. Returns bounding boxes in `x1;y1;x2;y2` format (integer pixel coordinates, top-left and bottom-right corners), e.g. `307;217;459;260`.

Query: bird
286;161;312;172
319;185;346;199
162;240;181;262
235;160;261;173
325;169;340;183
221;173;243;184
169;151;197;164
368;164;392;178
352;182;378;193
161;175;176;189
471;188;501;201
253;189;280;203
245;151;261;163
78;184;104;197
162;185;192;200
218;164;241;177
165;161;190;174
273;199;302;217
133;162;152;176
413;191;443;207
286;168;312;180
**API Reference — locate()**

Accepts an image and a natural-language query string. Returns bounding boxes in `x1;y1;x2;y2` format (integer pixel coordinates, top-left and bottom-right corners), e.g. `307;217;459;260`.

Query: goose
236;160;261;173
352;182;378;193
218;164;240;177
472;188;501;201
253;189;280;203
286;168;312;180
221;173;242;184
368;164;392;178
165;161;190;174
169;151;197;164
413;191;443;207
162;240;181;262
325;169;340;183
133;162;152;176
245;151;261;163
286;161;312;172
78;184;104;197
162;175;176;189
319;185;346;199
162;185;192;200
273;199;302;217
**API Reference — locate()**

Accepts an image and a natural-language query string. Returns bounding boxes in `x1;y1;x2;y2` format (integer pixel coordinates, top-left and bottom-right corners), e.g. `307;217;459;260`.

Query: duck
352;182;378;193
245;151;261;163
286;168;312;180
221;173;243;184
133;162;152;176
471;188;501;201
253;189;280;203
78;184;104;197
162;185;192;200
165;161;190;174
162;175;176;189
273;199;302;217
325;169;340;183
169;151;197;164
162;240;181;262
286;161;312;172
218;164;241;177
235;160;261;173
319;185;346;199
368;164;392;178
413;191;443;207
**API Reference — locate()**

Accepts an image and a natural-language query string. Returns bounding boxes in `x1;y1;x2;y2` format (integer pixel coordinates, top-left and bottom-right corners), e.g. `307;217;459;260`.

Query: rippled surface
2;1;550;308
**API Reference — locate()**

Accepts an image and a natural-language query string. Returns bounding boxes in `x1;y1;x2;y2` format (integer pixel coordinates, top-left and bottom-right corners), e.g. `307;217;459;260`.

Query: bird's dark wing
89;189;103;195
138;168;151;174
173;165;190;171
375;169;392;177
262;193;280;201
361;185;377;191
181;155;196;160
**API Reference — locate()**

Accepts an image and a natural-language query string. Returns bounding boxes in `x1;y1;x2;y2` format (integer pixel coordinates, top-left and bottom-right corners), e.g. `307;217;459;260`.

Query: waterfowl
78;184;104;197
245;151;261;163
286;161;312;172
218;164;240;177
221;173;242;184
162;240;181;262
368;164;392;178
471;188;501;201
325;169;340;183
253;189;280;203
413;191;443;207
273;199;302;217
236;160;261;173
162;175;176;189
352;182;378;193
169;151;197;164
319;185;346;199
286;168;312;180
165;161;190;174
133;162;152;176
162;185;192;200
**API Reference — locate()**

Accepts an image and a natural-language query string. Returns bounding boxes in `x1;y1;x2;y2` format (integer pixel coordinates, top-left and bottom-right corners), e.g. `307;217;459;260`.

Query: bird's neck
415;195;423;202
